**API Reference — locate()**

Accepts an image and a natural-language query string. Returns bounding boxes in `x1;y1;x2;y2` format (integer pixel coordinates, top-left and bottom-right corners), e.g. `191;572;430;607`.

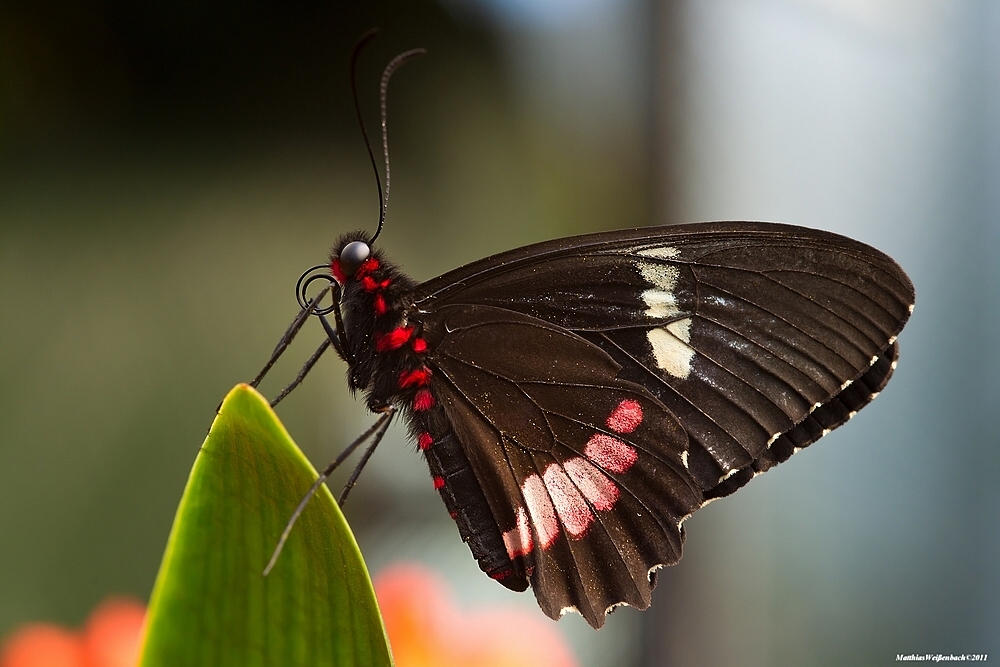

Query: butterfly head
330;232;378;284
338;241;371;278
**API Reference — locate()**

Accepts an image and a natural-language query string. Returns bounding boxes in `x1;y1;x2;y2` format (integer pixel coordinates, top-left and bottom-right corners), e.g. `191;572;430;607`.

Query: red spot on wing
606;399;643;434
376;327;413;352
413;389;435;411
584;434;637;474
433;476;445;490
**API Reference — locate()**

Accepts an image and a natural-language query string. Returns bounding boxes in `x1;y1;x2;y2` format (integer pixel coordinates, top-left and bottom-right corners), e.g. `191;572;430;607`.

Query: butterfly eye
339;241;371;277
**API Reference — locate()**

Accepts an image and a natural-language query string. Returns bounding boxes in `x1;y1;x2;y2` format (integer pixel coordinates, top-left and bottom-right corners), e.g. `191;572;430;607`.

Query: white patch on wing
502;507;534;559
641;288;680;319
680;449;689;469
522;474;560;548
637;260;681;319
637;246;680;259
564;457;619;511
543;463;594;538
646;318;694;378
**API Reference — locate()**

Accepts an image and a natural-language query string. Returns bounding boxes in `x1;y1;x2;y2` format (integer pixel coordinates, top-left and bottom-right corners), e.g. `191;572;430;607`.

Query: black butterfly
257;37;914;630
259;219;913;629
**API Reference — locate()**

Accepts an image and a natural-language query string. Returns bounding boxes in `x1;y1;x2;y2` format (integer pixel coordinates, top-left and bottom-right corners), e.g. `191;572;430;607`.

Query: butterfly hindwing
424;304;701;627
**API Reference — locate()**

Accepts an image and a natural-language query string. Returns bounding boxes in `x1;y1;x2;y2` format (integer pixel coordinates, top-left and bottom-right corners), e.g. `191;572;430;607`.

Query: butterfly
261;219;913;630
257;36;914;629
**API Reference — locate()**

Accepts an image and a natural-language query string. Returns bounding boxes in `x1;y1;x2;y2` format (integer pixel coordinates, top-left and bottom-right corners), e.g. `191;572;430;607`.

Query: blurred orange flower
374;563;577;667
0;598;146;667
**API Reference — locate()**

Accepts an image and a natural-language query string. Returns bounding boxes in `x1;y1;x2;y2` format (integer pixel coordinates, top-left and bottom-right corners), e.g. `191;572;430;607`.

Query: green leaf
139;384;393;667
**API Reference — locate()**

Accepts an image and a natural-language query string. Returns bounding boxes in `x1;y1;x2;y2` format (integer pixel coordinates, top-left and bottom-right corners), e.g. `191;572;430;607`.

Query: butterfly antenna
350;28;385;243
263;407;396;576
373;47;426;245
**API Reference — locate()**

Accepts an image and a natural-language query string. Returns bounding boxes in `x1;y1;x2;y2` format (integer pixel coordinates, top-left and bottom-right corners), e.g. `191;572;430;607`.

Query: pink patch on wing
563;457;620;511
522;474;560;548
543;464;594;538
584;433;638;474
502;507;534;559
606;399;643;434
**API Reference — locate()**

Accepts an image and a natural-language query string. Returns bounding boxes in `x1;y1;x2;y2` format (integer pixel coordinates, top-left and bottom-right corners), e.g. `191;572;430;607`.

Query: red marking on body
399;367;431;389
412;337;428;353
433;476;445;490
417;432;434;450
564;457;620;511
606;399;643;434
543;463;593;538
412;389;435;411
360;276;379;292
331;259;346;284
489;568;512;581
584;433;638;474
375;327;413;352
502;507;534;559
522;474;559;548
449;511;458;519
373;293;387;315
354;257;380;279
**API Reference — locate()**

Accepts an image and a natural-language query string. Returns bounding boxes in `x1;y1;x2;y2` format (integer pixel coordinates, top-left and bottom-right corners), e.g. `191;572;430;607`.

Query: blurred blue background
1;1;997;665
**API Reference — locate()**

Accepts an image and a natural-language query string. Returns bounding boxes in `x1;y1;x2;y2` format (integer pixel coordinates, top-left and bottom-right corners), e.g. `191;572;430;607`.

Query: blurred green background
1;1;997;665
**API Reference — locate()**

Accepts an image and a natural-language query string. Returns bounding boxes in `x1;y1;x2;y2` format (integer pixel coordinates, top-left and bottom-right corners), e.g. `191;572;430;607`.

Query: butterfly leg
263;407;395;576
268;339;331;407
338;407;395;505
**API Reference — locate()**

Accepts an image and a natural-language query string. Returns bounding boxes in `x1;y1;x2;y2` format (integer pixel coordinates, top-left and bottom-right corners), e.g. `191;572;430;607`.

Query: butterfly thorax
331;233;422;410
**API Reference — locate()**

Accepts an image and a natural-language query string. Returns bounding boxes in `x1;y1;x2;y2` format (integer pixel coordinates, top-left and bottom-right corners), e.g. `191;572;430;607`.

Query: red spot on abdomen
418;432;434;450
433;476;445;490
606;399;643;434
412;337;428;353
